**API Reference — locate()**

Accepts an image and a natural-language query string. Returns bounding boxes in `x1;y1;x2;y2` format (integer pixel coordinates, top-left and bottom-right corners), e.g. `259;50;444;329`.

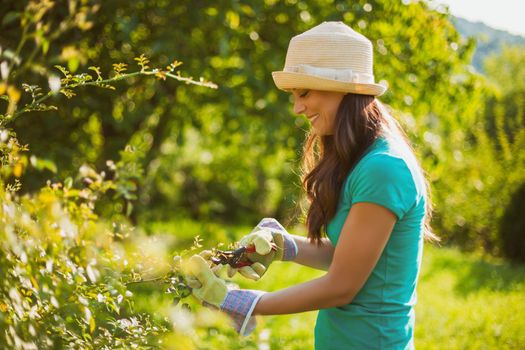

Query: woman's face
291;89;345;135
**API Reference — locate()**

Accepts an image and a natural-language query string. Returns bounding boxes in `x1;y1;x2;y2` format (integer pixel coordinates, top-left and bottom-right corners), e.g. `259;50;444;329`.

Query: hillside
452;16;525;72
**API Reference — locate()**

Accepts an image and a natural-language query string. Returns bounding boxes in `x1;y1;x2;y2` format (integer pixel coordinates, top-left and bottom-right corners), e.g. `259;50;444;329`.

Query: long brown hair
301;93;438;245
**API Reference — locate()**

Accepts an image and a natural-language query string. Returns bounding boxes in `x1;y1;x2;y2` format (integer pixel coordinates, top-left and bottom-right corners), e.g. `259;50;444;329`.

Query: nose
293;100;306;115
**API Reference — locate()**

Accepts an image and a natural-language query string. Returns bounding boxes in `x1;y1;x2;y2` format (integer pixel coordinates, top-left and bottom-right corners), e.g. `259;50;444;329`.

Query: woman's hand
184;254;265;336
232;218;298;280
184;254;228;307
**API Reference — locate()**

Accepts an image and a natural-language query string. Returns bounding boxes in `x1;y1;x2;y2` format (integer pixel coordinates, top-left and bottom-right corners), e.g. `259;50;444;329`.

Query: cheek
326;105;339;125
329;98;343;120
321;100;341;132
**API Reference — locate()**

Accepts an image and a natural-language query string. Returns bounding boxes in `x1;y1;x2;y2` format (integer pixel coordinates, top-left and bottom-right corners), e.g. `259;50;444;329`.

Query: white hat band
283;64;375;85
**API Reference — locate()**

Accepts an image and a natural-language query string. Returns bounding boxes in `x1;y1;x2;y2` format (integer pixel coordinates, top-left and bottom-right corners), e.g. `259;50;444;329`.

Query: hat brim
272;71;386;96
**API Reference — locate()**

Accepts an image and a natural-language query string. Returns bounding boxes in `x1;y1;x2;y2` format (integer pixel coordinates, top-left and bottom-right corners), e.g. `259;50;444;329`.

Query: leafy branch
1;55;217;126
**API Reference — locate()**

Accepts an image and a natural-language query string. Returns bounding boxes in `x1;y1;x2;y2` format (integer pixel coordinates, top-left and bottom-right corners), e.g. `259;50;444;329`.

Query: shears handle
210;245;257;268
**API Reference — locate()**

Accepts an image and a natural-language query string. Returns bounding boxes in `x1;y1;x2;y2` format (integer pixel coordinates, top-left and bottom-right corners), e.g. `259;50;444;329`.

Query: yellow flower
13;161;24;178
61;45;79;60
7;85;21;103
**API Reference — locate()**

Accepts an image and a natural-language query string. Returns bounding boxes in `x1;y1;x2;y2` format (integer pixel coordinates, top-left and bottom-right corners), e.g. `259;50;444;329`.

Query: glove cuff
220;289;265;336
256;218;298;261
281;233;298;261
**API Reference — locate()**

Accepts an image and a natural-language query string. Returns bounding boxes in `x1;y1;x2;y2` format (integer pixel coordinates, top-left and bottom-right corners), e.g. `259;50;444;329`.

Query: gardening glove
184;254;265;336
231;218;298;280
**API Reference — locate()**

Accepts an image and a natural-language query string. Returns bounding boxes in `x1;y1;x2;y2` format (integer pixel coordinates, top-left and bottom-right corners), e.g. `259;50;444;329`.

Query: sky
430;0;525;37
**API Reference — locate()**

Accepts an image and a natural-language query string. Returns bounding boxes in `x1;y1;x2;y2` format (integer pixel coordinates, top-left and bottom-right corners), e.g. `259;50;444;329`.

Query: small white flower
0;129;9;142
169;308;195;334
84;307;92;324
48;75;61;93
78;296;89;306
117;318;132;329
50;296;59;308
0;61;9;80
46;260;53;273
86;265;98;283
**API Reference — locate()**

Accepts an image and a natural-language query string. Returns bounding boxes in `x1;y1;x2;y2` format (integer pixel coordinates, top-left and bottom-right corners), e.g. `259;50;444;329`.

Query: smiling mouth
308;114;319;123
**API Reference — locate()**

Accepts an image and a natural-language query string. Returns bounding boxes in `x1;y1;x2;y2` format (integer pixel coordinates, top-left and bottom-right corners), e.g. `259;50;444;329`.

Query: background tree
1;0;480;225
2;0;523;256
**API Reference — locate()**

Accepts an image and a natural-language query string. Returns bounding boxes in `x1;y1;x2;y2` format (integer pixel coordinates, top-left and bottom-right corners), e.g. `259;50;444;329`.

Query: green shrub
425;45;525;259
0;178;165;348
0;4;220;345
500;182;525;263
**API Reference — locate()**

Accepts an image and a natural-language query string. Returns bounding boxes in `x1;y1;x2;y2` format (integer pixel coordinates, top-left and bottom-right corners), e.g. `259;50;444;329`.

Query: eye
300;90;310;98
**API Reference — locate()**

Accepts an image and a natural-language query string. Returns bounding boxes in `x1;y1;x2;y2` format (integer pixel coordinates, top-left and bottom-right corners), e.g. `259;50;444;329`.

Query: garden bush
500;181;525;263
0;4;221;346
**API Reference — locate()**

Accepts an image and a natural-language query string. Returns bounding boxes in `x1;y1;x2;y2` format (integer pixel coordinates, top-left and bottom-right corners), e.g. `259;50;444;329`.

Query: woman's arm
254;202;396;315
292;235;335;271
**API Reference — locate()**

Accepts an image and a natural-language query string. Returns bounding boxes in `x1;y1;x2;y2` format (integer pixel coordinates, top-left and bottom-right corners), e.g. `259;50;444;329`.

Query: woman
185;21;438;349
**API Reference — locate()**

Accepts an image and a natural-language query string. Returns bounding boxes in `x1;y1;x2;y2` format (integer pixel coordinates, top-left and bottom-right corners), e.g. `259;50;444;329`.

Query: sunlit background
1;1;524;349
433;0;525;36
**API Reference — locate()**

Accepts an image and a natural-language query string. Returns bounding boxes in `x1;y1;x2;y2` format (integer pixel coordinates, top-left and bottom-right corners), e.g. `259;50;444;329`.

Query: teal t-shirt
314;136;426;350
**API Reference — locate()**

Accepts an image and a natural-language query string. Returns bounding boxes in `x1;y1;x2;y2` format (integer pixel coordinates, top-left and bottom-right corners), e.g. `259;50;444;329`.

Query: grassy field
414;246;525;349
145;220;525;349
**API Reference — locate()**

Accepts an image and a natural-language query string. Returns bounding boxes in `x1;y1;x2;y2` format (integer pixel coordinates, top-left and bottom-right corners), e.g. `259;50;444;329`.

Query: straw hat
272;21;386;96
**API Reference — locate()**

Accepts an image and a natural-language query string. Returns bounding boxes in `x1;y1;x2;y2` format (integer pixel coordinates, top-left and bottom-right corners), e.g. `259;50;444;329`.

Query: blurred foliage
500;182;525;263
1;0;481;226
2;0;522;254
431;45;525;260
0;178;164;348
0;2;227;347
0;168;243;348
0;124;233;348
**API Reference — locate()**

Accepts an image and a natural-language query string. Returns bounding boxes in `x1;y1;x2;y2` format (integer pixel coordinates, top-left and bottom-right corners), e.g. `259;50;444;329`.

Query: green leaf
126;202;133;216
1;49;20;64
89;317;96;333
64;177;73;189
29;155;57;173
54;65;70;77
2;12;20;26
42;39;50;55
88;66;102;81
68;57;79;73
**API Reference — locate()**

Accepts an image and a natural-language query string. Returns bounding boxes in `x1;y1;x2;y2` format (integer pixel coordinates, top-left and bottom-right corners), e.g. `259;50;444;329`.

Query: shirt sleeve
344;154;417;220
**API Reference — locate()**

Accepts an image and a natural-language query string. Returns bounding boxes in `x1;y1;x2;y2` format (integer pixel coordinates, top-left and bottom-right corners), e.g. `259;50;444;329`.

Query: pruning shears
210;245;257;268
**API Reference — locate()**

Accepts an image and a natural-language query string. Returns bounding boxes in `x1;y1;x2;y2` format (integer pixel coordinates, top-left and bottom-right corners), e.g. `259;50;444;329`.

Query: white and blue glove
184;254;264;336
233;218;298;280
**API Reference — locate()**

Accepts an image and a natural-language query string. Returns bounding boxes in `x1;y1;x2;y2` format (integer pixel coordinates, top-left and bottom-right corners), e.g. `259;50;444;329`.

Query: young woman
185;21;438;349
